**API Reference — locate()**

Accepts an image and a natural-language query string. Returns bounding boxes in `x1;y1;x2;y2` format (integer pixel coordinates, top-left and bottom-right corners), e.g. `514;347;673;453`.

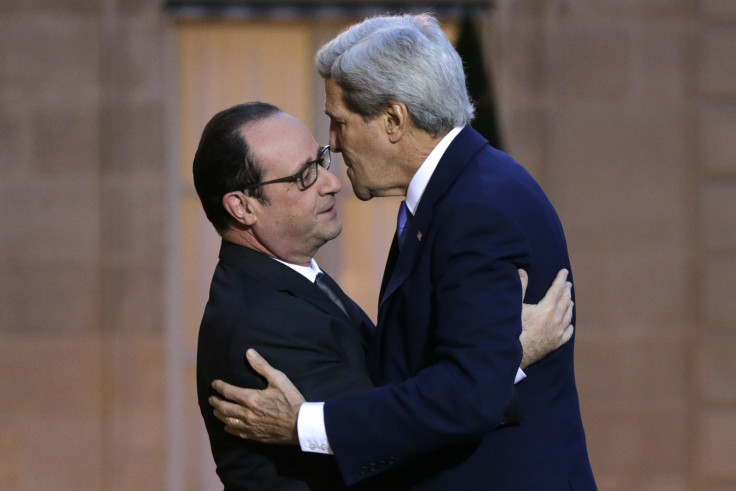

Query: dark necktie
397;200;411;250
315;272;349;317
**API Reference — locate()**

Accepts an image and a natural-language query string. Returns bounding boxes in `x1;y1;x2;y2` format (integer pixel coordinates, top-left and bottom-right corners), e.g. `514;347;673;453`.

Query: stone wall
0;0;734;489
0;1;172;489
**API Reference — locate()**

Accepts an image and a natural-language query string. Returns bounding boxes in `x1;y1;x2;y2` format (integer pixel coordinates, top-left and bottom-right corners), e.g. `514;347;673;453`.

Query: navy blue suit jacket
324;127;596;489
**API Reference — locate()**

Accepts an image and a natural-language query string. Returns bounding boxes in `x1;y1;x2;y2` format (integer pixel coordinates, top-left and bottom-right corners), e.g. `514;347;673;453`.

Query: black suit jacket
197;240;375;490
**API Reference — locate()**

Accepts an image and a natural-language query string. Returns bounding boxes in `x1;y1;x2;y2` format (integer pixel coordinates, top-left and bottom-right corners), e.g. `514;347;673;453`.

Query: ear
384;102;408;143
222;191;257;227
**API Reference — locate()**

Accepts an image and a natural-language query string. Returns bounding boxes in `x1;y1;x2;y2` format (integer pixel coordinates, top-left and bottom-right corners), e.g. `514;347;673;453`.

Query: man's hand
209;349;305;444
519;269;574;369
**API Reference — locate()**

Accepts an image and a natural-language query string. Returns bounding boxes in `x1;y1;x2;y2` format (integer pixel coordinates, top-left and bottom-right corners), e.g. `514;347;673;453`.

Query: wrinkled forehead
245;112;318;172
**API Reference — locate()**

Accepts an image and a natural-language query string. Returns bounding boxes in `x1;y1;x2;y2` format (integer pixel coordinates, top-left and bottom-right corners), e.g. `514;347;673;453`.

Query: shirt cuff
515;367;526;384
297;402;333;455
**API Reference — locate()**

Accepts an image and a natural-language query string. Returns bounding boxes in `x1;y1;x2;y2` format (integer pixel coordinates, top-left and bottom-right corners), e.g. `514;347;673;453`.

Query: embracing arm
209;268;573;439
519;268;574;369
209;267;573;443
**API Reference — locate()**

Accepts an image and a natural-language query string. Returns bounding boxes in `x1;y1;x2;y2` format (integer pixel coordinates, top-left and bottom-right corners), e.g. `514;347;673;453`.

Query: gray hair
315;13;474;136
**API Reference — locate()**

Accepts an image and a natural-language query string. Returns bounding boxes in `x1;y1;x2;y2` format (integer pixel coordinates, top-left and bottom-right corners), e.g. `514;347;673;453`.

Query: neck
399;127;448;179
221;228;314;266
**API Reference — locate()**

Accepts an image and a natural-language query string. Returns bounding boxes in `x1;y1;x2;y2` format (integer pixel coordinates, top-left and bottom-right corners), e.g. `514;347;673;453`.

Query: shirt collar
273;257;322;283
405;126;463;215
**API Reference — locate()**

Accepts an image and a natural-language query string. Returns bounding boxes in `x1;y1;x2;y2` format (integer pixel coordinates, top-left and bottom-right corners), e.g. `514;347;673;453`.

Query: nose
319;166;342;195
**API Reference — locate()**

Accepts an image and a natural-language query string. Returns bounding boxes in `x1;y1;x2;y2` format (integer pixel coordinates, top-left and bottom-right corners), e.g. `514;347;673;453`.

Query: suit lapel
219;240;346;320
378;127;490;310
219;240;374;346
379;233;400;300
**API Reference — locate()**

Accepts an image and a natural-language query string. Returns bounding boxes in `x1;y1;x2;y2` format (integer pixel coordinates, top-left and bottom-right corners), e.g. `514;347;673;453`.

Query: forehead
245;113;316;171
324;78;351;117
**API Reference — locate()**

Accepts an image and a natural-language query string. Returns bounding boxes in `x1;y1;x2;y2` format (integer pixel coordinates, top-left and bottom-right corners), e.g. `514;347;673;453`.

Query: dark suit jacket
197;240;375;490
324;126;596;489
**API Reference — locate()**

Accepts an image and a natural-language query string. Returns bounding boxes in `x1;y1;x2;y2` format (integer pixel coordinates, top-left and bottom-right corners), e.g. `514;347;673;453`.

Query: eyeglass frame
242;145;331;192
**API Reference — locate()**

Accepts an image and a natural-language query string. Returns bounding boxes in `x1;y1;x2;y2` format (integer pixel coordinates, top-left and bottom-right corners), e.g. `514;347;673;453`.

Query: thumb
518;268;529;301
245;349;284;387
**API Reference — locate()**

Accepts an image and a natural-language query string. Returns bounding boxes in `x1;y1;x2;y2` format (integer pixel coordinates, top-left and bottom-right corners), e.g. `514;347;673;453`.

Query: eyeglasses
243;146;331;192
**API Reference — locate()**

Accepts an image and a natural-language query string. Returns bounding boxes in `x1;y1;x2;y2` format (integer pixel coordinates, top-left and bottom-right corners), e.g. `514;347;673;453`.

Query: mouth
318;199;338;216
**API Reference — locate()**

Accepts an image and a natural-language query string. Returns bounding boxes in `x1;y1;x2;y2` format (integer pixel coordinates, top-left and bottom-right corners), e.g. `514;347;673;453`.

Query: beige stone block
502;104;547;178
0;263;100;333
585;408;688;486
13;414;103;489
0;14;102;106
0;0;101;12
505;0;548;18
701;181;736;249
0;425;20;489
101;13;167;101
595;472;688;491
32;104;100;175
697;330;736;404
100;176;166;265
492;22;546;99
629;23;688;101
570;246;691;341
0;100;32;177
0;333;104;488
576;335;689;414
702;254;736;325
700;485;736;491
698;102;736;175
698;410;736;480
101;264;164;334
0;333;103;416
544;23;630;101
0;178;100;265
104;333;166;490
562;0;692;16
546;103;690;251
100;101;167;175
180;196;220;351
168;362;221;490
701;0;736;20
697;27;736;98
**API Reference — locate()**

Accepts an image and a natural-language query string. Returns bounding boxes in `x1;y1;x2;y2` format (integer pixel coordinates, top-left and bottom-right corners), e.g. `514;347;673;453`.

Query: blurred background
1;0;734;489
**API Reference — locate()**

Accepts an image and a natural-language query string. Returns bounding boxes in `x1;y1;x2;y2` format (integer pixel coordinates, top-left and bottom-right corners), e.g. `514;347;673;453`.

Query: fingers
218;415;249;440
543;269;569;304
518;268;529;301
562;299;573;328
560;324;574;347
212;379;250;405
210;395;249;424
557;281;572;311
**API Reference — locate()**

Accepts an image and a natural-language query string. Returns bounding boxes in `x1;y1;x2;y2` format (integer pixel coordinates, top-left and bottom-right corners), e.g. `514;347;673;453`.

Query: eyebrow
292;146;321;174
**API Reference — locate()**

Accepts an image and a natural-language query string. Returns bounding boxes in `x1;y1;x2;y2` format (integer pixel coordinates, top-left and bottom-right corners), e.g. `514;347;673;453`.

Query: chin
351;184;373;201
324;224;342;241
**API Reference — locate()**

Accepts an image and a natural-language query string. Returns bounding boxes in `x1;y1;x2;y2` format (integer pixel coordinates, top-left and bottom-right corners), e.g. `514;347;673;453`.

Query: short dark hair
192;102;280;231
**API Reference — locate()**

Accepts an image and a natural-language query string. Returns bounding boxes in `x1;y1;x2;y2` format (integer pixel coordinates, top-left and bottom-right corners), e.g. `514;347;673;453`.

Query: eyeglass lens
300;147;330;189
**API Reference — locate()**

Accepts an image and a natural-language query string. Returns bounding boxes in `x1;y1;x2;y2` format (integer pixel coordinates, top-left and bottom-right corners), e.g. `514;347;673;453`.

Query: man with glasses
194;101;574;489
